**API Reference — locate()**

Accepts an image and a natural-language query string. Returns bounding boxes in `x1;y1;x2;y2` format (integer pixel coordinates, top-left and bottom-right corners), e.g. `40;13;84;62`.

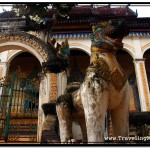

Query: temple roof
0;5;149;37
67;5;137;19
0;5;137;20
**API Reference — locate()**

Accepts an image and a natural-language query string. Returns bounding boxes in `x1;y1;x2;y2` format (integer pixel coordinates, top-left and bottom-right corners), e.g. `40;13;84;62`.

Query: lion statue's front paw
68;139;77;144
63;139;78;144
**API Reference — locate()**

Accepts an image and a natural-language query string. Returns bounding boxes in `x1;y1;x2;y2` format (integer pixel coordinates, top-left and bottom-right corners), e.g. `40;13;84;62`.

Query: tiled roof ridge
52;31;150;39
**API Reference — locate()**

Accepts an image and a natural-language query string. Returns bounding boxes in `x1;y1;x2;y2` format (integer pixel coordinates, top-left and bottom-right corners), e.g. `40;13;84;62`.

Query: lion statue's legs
56;93;74;143
77;118;87;143
56;104;88;143
56;104;73;143
80;82;109;143
110;86;130;137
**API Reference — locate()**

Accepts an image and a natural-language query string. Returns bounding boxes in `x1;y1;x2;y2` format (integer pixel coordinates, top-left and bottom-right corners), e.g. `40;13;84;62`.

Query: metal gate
0;72;39;143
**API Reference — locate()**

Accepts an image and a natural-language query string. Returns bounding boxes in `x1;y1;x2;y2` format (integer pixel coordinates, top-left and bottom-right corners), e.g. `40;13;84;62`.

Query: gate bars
0;72;39;143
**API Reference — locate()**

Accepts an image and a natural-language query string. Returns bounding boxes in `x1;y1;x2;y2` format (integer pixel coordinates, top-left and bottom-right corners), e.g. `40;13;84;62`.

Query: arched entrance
116;49;141;112
143;49;150;93
8;52;41;81
0;52;42;142
58;49;90;96
68;49;90;84
0;31;70;143
0;32;57;143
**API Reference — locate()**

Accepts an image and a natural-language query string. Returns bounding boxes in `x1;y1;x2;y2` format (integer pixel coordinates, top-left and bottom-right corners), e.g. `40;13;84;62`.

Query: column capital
0;62;10;66
133;58;146;63
132;36;140;40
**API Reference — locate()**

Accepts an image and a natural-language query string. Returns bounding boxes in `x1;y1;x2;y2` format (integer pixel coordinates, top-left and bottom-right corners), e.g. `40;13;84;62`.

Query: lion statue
56;19;130;143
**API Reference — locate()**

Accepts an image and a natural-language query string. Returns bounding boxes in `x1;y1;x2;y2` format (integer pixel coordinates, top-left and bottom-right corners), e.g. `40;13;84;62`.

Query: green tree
13;4;76;25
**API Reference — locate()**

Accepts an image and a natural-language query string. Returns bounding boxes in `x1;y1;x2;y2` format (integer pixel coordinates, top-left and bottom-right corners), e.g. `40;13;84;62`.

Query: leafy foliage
53;4;76;18
13;4;51;24
12;4;76;24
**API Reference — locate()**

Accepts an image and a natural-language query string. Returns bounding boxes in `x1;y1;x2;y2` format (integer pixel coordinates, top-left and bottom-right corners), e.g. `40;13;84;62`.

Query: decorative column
0;62;9;98
37;72;51;142
38;73;59;143
0;51;10;79
0;62;10;79
50;73;58;102
133;59;150;111
57;72;67;97
37;72;59;142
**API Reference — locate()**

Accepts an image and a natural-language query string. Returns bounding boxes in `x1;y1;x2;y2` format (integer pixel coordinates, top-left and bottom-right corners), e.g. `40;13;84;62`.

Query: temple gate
0;72;38;143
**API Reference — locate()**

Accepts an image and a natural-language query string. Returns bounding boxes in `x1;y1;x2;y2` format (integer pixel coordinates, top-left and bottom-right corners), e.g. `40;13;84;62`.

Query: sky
129;5;150;17
0;4;150;18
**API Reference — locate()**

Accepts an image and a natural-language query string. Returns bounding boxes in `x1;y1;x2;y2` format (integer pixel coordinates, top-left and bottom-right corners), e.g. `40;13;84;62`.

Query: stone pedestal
40;102;60;144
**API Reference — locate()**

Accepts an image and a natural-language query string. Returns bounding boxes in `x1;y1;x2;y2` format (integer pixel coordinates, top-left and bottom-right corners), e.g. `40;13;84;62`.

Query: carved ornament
89;55;127;91
90;54;110;81
0;32;49;61
110;67;127;91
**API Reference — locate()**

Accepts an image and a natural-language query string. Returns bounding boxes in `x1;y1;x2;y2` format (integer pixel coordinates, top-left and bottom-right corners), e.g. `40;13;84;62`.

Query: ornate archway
0;52;42;142
0;31;69;142
0;32;49;63
58;48;90;96
0;31;69;73
142;43;150;56
123;43;135;59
